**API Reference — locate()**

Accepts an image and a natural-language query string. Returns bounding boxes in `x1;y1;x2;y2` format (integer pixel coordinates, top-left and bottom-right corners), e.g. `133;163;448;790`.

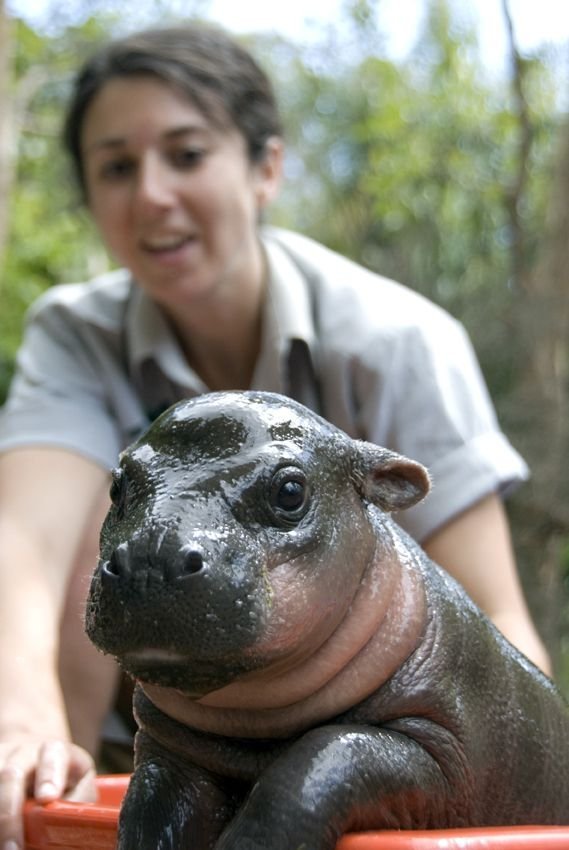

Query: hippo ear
353;441;431;512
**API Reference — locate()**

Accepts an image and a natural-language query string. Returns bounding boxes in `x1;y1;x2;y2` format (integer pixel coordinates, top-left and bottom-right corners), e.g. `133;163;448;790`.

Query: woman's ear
254;136;284;209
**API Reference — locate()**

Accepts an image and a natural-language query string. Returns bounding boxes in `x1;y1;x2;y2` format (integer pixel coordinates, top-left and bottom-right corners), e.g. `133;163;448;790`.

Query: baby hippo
85;390;569;850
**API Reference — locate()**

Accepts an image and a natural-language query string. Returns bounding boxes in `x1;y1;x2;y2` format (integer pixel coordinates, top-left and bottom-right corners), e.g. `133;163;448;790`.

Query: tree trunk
0;0;14;274
510;118;569;679
500;0;569;680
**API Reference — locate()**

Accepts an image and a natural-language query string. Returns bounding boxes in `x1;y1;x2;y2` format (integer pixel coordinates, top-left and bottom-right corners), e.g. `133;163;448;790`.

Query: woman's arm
0;447;110;850
423;492;552;676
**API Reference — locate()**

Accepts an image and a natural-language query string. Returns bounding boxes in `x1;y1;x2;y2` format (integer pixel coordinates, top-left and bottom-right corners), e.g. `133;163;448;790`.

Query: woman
0;23;550;850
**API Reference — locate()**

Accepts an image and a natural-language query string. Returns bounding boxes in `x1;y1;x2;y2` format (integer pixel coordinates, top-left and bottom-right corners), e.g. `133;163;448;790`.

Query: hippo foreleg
214;724;458;850
117;731;238;850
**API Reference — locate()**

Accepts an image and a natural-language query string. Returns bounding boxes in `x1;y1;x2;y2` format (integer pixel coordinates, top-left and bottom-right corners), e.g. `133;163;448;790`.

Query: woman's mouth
140;234;199;267
143;234;194;254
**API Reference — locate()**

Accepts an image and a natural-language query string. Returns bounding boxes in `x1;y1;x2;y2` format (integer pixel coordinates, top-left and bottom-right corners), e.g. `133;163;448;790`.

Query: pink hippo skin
85;390;569;850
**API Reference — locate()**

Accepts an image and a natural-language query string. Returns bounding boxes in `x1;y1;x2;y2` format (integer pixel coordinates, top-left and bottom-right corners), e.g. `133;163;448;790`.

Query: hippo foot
213;725;451;850
117;732;238;850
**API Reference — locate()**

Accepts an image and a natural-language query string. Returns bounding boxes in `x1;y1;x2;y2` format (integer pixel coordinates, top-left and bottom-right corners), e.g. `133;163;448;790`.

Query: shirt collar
125;284;207;392
251;233;318;392
261;233;317;352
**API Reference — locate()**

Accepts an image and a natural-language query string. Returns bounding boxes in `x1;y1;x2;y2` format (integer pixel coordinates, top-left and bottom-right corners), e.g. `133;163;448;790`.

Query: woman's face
80;76;282;312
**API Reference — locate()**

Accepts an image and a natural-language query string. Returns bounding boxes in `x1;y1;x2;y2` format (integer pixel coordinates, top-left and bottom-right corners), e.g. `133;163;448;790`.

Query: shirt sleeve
356;314;529;542
0;297;125;470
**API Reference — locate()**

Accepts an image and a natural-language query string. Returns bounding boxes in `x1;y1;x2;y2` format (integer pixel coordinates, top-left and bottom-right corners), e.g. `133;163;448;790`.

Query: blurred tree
0;14;113;398
499;0;569;683
510;115;569;686
0;0;13;268
0;0;14;395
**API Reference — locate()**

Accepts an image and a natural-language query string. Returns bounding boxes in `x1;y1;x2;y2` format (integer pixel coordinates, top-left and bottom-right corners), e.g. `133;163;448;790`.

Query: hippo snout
86;518;272;695
101;538;207;586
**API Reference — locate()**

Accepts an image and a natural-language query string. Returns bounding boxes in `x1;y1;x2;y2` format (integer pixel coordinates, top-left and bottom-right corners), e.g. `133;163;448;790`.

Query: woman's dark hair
62;24;283;198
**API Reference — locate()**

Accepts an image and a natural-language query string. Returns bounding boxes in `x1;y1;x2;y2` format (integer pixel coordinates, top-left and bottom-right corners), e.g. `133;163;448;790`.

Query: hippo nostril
100;558;120;588
105;554;120;577
101;543;130;583
164;547;205;582
183;549;204;576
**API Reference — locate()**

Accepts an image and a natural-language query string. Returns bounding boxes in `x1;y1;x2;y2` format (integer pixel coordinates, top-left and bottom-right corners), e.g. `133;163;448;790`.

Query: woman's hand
0;732;97;850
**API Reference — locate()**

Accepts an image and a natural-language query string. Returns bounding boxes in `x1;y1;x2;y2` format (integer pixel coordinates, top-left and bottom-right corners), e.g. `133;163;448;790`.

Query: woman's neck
162;250;267;392
181;307;264;391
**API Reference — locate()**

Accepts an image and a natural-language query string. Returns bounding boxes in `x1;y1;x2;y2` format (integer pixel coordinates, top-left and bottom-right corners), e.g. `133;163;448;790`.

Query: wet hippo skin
85;390;569;850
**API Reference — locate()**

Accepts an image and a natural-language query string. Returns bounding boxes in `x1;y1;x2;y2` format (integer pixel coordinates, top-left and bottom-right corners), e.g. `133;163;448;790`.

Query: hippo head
85;391;429;698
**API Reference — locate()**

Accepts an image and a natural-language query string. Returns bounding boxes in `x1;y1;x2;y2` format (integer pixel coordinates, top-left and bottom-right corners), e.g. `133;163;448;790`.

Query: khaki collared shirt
0;228;528;541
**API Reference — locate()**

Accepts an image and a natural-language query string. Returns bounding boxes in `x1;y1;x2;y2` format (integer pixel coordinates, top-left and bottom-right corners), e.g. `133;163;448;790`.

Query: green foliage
265;1;562;413
1;16;113;400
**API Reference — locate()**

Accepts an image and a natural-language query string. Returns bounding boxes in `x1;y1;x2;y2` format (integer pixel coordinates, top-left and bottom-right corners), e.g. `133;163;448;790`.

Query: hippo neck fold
142;516;429;739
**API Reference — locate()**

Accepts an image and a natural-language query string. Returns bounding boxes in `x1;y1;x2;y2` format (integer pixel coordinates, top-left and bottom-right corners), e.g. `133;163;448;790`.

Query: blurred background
1;0;569;690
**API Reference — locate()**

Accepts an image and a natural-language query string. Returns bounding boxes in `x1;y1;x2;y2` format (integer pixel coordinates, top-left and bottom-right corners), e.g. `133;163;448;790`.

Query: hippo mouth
123;649;198;691
125;648;191;665
121;646;266;695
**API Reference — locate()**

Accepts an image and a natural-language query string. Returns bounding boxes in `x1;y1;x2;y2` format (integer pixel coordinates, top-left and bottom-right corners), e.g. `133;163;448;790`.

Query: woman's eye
172;148;206;169
99;159;134;181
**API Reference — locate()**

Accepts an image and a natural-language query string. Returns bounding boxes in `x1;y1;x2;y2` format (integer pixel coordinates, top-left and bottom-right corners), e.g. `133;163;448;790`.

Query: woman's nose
132;154;176;211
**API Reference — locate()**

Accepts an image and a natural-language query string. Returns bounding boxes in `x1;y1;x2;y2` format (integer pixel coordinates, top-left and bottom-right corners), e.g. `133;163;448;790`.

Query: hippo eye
109;468;127;518
268;467;309;525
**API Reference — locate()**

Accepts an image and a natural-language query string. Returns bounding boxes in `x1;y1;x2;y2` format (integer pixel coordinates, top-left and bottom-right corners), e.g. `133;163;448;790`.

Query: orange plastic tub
23;775;569;850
